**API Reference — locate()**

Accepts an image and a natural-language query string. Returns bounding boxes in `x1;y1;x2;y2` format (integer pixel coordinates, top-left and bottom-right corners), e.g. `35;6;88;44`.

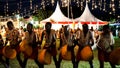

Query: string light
30;0;32;9
103;0;106;11
80;1;83;10
6;0;8;12
0;0;119;19
92;0;95;10
111;0;115;14
41;0;45;9
76;0;80;7
61;0;68;7
17;3;20;14
4;6;6;16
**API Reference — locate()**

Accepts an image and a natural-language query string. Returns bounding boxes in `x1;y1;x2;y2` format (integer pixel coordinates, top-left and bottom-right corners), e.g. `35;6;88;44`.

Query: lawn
0;37;120;68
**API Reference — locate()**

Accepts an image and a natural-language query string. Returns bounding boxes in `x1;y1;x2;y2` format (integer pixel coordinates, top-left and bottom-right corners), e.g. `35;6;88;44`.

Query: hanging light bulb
109;12;112;14
95;5;97;8
112;7;115;11
51;0;55;6
12;13;15;15
86;0;89;3
103;8;105;11
118;16;120;18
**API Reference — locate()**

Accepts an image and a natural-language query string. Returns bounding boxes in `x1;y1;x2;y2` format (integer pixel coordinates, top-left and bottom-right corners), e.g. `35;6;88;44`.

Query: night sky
0;0;120;21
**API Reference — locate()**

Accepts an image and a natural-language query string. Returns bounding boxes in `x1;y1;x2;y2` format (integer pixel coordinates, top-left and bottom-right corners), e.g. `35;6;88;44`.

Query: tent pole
67;0;69;19
67;0;70;24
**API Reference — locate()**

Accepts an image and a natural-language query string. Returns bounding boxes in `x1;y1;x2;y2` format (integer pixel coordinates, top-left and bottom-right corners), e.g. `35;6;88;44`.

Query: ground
0;38;120;68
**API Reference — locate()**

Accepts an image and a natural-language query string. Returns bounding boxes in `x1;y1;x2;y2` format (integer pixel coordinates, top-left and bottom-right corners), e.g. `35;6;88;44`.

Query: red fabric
50;21;107;25
91;22;97;24
80;22;90;24
58;22;78;24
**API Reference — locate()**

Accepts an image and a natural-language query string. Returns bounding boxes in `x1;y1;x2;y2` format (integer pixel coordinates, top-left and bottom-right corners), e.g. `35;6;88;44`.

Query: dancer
22;23;43;68
5;21;22;68
97;25;115;68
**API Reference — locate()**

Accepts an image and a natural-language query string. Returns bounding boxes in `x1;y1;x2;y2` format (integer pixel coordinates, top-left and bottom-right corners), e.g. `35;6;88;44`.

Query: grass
0;37;120;68
114;37;120;48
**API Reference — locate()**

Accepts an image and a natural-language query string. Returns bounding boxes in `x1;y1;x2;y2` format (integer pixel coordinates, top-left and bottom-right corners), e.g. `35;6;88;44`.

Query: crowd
0;21;117;68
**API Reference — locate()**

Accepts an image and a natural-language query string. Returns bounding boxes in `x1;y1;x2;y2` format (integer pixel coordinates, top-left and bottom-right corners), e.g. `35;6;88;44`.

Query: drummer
58;25;77;68
76;23;94;68
0;34;8;68
40;22;56;67
22;23;43;68
4;21;22;67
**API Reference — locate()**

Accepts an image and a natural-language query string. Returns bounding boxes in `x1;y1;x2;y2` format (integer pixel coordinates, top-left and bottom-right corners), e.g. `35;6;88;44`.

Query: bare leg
34;59;44;68
89;60;94;68
71;48;76;68
5;58;9;68
53;56;58;68
99;61;104;68
0;55;8;68
74;61;79;68
16;53;23;67
22;58;28;68
109;62;115;68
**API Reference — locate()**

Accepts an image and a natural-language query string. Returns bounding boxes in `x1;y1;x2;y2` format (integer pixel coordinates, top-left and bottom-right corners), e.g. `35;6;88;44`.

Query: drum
38;49;52;65
2;46;16;59
109;47;120;65
19;39;27;51
77;45;93;61
19;40;32;57
60;45;79;61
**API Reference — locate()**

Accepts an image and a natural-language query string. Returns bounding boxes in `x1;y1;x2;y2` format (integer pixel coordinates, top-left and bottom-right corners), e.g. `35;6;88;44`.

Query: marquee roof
40;2;72;24
74;3;102;22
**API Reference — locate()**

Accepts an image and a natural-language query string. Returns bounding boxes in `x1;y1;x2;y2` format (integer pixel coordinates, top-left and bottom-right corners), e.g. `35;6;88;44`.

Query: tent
40;2;74;30
74;3;108;29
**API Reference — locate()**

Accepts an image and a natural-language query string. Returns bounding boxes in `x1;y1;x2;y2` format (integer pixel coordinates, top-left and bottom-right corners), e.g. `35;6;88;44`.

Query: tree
33;9;53;23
